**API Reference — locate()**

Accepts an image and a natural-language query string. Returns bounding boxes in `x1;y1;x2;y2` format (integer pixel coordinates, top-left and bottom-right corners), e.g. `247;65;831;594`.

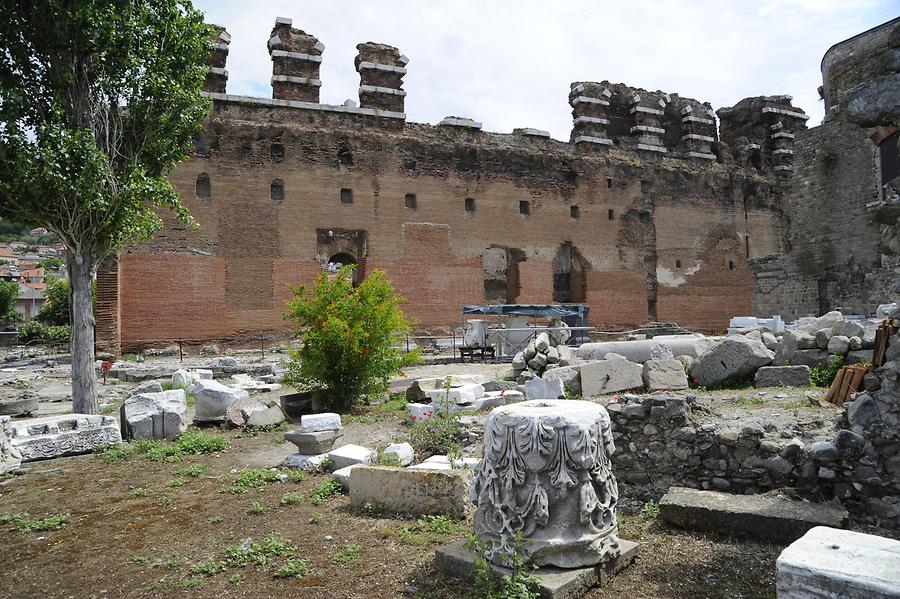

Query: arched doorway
326;252;359;285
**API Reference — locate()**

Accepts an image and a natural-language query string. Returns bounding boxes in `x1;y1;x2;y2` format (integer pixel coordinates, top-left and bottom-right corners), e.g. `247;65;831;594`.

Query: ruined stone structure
751;18;900;321
96;17;802;353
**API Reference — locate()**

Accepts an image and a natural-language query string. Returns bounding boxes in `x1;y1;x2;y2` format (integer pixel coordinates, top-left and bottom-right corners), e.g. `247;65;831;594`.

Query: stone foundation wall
608;388;900;527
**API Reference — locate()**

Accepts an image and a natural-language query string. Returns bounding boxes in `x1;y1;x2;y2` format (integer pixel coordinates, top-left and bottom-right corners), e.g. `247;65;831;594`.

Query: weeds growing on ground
225;469;281;494
329;544;360;565
94;429;228;464
177;463;208;477
466;533;540;599
280;492;302;505
1;513;71;532
640;500;660;520
311;479;343;504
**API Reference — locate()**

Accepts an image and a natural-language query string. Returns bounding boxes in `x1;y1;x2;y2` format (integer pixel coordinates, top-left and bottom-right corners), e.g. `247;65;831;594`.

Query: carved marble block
0;416;23;474
470;399;620;568
7;414;121;462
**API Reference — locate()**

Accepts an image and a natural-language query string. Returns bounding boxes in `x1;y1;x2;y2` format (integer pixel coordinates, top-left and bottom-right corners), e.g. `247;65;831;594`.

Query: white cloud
195;0;896;139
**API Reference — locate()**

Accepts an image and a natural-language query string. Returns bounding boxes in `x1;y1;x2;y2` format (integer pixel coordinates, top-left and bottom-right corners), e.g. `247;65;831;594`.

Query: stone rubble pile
510;327;576;383
406;376;524;421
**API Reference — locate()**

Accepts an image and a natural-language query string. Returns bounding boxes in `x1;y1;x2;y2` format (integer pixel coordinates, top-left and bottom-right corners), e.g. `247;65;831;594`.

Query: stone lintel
686;151;717;160
762;106;810;120
270;49;323;62
772;131;795;139
207;67;228;77
435;539;640;599
274;16;292;26
272;75;322;87
218;30;231;44
522;128;551;138
630;106;664;116
358;61;407;74
631;125;665;134
637;143;667;153
359;84;406;96
683;115;714;125
201;91;407;120
438;116;482;129
772;148;794;155
573;135;613;146
574;116;610;126
660;487;847;543
682;133;715;142
572;96;610;107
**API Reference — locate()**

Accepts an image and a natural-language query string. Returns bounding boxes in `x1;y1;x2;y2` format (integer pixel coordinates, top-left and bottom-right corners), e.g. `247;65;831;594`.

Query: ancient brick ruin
751;17;900;320
96;16;812;353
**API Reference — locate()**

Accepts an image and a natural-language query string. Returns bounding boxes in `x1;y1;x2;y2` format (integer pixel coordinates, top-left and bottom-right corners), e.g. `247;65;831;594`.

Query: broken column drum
470;399;620;568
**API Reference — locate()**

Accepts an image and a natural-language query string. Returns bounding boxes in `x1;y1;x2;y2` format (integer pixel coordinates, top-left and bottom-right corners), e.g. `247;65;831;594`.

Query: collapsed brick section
718;95;809;178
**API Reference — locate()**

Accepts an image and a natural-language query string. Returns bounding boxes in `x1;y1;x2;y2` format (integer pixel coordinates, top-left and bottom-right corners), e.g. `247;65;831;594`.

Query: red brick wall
100;99;786;351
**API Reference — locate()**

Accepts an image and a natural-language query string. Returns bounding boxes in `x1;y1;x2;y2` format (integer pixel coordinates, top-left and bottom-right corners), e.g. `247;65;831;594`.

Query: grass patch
225;468;281;494
640;500;660;521
181;577;203;589
308;512;322;525
131;555;152;565
6;513;71;532
311;479;343;504
345;393;408;424
132;487;150;497
329;544;360;566
165;478;186;488
396;515;466;546
208;515;224;524
176;463;208;477
280;492;302;506
94;428;228;464
249;501;267;515
732;395;766;407
274;558;311;579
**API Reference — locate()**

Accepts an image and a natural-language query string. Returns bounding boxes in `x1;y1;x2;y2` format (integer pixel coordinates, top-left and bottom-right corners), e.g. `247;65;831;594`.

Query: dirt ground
0;422;783;599
0;353;863;598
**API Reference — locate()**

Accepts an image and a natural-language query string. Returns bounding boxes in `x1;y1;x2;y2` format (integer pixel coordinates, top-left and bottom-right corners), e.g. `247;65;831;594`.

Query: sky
194;1;899;140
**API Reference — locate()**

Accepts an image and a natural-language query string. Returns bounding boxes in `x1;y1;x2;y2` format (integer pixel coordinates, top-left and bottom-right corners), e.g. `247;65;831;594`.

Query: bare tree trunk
68;250;98;414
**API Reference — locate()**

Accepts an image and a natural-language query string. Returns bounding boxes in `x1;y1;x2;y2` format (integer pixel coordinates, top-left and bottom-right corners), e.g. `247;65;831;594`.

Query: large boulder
543;365;582;396
245;404;286;427
120;390;188;441
827;335;851;356
128;380;163;397
0;416;22;474
0;394;39;416
642;359;689;391
524;376;565;400
580;356;643;396
792;349;831;368
690;336;774;388
191;379;249;423
172;369;200;389
832;320;865;339
224;397;268;427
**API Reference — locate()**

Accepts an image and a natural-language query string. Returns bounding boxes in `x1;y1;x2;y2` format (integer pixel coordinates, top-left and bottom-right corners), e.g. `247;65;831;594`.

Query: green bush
36;276;69;325
0;279;19;326
16;320;47;343
283;266;413;413
45;325;70;343
465;534;539;599
810;355;845;387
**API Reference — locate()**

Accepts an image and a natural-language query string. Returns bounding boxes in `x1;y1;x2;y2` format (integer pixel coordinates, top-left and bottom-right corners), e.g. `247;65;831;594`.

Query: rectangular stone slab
349;466;472;519
660;486;847;543
7;414;121;462
777;526;900;598
435;538;640;599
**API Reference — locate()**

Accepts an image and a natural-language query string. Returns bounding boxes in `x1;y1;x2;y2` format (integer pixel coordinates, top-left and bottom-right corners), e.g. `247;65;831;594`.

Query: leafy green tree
37;276;70;326
0;1;211;413
0;279;20;326
283;267;415;413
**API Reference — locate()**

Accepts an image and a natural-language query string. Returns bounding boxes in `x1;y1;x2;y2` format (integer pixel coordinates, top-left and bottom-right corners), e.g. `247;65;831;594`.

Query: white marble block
299;412;342;432
7;414;121;462
776;526;900;598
